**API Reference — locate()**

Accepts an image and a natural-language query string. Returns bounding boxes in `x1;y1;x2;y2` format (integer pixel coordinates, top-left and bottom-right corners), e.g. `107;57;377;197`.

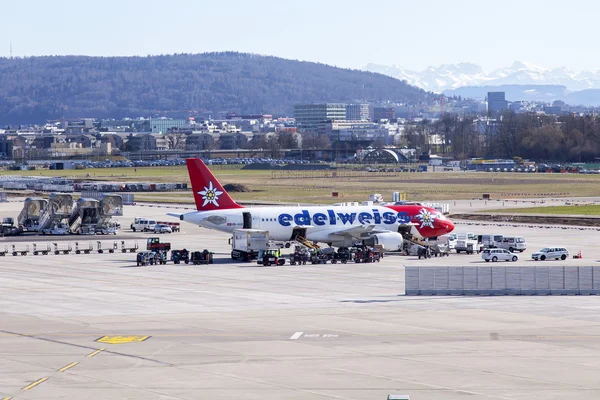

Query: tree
277;131;299;149
301;133;331;150
165;133;186;150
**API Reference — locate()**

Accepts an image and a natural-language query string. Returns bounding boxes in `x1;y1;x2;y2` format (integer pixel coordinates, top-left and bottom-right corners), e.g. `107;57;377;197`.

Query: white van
499;236;527;252
131;218;157;232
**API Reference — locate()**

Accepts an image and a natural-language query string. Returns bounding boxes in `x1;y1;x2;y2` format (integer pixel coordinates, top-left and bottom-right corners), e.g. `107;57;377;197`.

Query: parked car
482;248;519;262
153;224;172;234
531;247;569;261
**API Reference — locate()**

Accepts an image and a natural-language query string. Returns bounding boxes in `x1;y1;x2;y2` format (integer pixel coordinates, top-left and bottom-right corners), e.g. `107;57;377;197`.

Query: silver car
153;224;172;234
531;247;568;261
482;248;518;262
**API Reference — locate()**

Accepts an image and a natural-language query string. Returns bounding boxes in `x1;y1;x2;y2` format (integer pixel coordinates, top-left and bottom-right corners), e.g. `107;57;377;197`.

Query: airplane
171;158;455;250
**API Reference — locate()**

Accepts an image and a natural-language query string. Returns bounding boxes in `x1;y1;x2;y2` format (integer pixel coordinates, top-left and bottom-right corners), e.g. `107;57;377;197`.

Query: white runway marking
289;332;303;340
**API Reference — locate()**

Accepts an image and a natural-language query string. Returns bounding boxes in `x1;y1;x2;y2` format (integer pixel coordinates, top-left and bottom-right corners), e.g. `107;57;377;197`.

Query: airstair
17;197;48;232
69;198;100;234
95;194;123;234
38;193;73;234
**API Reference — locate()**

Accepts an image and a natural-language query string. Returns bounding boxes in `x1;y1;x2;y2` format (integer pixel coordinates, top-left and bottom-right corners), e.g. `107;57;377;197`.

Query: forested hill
0;52;431;124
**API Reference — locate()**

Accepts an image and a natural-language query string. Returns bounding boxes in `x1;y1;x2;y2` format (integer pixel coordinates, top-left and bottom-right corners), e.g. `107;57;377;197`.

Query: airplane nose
445;220;455;233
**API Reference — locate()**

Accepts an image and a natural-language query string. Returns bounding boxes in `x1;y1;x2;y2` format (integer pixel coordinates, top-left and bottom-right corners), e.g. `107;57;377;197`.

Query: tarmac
2;199;600;399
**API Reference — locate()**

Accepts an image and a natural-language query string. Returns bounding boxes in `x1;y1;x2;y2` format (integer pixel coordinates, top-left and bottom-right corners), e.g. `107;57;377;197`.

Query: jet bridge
38;193;73;234
17;197;48;232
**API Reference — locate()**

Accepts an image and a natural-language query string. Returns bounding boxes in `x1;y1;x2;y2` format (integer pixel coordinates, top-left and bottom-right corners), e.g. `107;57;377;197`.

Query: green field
3;166;600;204
488;204;600;216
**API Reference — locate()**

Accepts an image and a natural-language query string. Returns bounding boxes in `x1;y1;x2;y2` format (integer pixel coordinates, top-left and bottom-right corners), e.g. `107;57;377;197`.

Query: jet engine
363;232;403;251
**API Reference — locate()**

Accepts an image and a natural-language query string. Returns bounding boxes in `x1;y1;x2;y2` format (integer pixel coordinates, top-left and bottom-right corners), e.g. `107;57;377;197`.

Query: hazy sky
1;0;597;71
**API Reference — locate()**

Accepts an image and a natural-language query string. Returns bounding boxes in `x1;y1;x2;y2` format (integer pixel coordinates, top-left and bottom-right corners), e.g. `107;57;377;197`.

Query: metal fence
406;266;600;296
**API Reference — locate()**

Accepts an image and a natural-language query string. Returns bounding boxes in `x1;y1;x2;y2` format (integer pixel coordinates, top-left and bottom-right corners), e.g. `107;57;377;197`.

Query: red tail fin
186;158;243;211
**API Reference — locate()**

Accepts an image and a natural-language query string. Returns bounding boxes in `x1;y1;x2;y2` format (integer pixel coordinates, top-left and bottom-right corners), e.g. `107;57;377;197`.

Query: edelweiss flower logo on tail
416;208;436;229
198;181;223;207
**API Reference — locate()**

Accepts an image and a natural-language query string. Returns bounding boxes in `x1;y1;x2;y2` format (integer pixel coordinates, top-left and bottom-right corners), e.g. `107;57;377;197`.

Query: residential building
218;132;254;150
487;92;509;115
125;134;157;152
293;103;347;132
185;132;220;150
0;135;13;159
345;104;370;121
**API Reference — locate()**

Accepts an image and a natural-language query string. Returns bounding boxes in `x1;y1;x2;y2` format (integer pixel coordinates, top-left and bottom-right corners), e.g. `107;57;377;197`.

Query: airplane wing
326;221;420;240
327;224;389;239
167;212;182;219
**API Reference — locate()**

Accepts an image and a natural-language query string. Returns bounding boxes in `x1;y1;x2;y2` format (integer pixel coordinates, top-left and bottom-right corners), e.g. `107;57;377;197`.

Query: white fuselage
180;205;434;245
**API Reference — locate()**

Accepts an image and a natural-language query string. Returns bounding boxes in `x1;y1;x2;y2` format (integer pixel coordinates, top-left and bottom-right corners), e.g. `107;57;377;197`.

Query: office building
293;104;347;132
373;107;395;122
487;92;508;115
345;104;370;121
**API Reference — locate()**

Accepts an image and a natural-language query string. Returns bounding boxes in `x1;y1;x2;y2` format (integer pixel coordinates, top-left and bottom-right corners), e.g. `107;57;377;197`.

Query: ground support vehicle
52;243;72;255
41;224;69;235
12;244;30;256
353;247;381;263
97;241;117;254
230;229;269;261
190;250;214;265
146;237;171;252
455;233;479;254
480;234;527;253
131;219;157;232
330;247;353;264
0;245;8;256
75;242;93;254
96;225;118;235
171;249;190;264
257;249;284;266
155;250;168;265
32;243;51;255
289;248;309;265
121;241;139;253
1;218;22;237
136;251;153;266
417;246;432;259
430;243;450;257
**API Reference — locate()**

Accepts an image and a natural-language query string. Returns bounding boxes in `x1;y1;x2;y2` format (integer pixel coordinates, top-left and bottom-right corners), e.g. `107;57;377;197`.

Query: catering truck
230;229;270;261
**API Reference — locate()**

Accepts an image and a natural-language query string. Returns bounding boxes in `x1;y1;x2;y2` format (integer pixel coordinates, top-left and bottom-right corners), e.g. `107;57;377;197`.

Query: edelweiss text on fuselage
277;209;412;226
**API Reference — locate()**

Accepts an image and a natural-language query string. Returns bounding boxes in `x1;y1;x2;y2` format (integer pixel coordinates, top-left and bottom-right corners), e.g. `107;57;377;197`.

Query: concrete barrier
405;266;600;296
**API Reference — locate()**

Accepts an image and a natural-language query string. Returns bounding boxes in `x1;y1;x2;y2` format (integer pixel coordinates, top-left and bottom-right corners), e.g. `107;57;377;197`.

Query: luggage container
32;243;51;255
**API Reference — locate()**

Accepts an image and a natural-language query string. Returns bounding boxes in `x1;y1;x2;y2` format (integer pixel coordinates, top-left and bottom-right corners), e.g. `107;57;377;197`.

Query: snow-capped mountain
363;61;600;93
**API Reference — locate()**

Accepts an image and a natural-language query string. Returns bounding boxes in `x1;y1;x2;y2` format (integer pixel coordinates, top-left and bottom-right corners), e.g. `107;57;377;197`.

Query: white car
531;247;568;261
482;248;519;262
153;224;172;234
